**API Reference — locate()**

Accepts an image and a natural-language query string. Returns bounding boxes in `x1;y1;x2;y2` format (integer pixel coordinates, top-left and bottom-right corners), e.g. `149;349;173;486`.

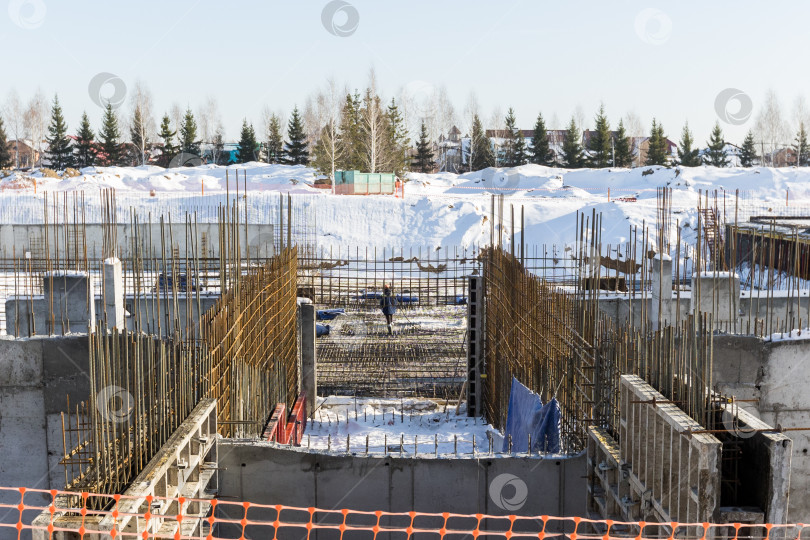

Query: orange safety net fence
1;487;806;540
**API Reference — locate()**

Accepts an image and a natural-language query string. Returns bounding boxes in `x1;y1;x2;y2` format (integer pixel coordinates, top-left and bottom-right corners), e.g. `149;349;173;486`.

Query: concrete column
300;303;317;417
103;258;125;330
690;271;740;327
650;254;673;329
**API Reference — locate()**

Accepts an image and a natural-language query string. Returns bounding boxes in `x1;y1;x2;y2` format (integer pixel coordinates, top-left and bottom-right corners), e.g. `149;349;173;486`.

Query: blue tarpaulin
316;324;331;337
355;291;382;300
502;377;561;454
317;309;345;321
353;291;419;303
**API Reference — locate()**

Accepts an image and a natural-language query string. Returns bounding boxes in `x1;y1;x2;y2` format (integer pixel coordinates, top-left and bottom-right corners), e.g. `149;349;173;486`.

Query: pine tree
158;114;177;167
386;98;410;174
130;105;148;166
45;95;72;170
469;114;494;171
285;107;309;165
587;104;612;168
676;122;701;166
740;131;757;167
502;108;527;167
613;119;634;168
704;121;728;167
74;112;96;168
0;117;11;169
98;103;122;166
645;119;669;166
561;117;584;168
529;112;553;166
265;114;284;164
794;123;810;166
338;92;362;170
414;121;434;173
179;107;200;156
236;120;259;164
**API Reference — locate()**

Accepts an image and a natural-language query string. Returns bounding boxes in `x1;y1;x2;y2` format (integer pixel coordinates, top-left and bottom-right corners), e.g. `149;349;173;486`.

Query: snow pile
2;162;809;252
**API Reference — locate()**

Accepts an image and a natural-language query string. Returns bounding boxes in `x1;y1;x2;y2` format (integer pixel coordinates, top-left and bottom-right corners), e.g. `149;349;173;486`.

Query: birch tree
754;90;789;166
129;80;155;165
3;90;23;167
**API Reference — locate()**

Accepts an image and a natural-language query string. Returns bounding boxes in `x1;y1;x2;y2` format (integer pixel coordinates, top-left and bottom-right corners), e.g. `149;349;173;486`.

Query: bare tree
314;78;345;184
3;89;24;167
169;103;184;133
302;96;320;151
754;89;789;166
359;69;389;173
793;95;810;136
360;93;388;173
434;85;457;141
488;106;505;166
23;89;47;167
462;91;481;170
574;105;587;132
197;97;222;147
129;80;155;166
624;111;645;137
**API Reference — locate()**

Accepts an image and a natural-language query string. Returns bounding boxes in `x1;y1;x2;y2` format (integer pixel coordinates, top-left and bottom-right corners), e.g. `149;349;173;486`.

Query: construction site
1;183;810;540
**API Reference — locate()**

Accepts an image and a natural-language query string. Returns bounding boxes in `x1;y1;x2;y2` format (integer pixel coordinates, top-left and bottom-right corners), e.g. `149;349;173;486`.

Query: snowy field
2;162;810;254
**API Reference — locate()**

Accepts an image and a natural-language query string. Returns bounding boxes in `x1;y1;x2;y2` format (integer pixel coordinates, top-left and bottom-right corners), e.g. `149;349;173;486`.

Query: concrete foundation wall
0;223;274;260
0;335;92;535
597;292;810;333
712;336;810;522
216;441;585;538
6;294;220;338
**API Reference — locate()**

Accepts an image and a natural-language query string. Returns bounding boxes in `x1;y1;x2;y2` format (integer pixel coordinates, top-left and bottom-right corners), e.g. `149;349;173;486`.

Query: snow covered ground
303;397;506;457
2;162;809;254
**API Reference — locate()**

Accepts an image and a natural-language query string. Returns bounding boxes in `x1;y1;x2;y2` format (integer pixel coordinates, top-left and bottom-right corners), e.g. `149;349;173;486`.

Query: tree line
3;86;810;173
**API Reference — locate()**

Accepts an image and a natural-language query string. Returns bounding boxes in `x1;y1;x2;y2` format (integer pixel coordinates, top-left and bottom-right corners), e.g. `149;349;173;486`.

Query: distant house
437;126;463;172
769;147;797;168
630;136;678;167
7;139;40;168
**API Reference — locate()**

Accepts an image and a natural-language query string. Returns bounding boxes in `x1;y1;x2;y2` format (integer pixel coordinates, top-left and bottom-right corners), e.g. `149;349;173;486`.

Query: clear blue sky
2;0;809;145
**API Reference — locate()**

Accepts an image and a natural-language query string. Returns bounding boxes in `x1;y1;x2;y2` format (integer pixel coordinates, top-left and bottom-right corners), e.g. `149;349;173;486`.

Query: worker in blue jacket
380;284;397;335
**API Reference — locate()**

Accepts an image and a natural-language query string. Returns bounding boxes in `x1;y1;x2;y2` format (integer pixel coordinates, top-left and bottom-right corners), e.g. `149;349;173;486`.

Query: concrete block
690;271;740;325
0;338;42;386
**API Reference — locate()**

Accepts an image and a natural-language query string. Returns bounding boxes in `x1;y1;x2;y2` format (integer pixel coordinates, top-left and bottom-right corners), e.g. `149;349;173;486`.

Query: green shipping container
334;170;396;195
